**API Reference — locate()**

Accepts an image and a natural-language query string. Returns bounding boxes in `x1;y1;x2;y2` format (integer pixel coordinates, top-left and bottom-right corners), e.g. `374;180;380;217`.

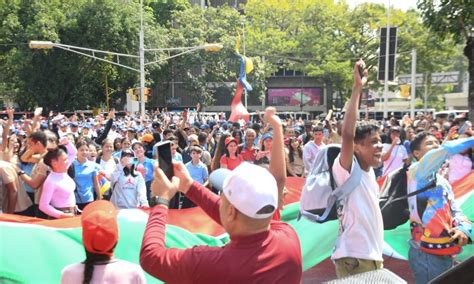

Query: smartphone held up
156;141;174;180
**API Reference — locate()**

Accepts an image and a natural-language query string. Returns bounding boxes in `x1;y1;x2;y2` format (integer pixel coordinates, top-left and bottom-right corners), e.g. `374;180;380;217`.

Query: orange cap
81;201;118;256
141;133;154;143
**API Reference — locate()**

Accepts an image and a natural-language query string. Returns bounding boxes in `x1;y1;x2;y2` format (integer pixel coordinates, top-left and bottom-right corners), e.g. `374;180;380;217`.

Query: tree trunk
465;37;474;121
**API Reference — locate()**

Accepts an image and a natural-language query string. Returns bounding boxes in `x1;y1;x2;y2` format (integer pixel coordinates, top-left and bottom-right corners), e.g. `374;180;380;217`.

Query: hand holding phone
156;141;174;180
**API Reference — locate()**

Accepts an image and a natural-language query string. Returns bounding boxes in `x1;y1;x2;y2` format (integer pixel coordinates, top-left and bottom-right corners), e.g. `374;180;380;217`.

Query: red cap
225;136;237;147
81;201;118;256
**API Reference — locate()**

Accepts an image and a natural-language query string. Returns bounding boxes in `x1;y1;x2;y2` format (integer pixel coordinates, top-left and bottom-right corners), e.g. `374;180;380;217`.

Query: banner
1;173;473;283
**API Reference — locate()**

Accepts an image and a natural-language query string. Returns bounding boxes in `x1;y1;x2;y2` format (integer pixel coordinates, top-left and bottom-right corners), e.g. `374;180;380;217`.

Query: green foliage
417;0;473;44
0;0;469;111
160;5;244;105
148;0;190;27
0;0;167;110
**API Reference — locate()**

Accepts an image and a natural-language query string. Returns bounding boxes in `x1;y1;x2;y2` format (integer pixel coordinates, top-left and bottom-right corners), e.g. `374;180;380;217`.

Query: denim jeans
408;246;453;284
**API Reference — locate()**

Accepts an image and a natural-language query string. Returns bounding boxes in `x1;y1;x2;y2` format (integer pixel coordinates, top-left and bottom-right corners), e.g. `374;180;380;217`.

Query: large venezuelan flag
1;172;473;283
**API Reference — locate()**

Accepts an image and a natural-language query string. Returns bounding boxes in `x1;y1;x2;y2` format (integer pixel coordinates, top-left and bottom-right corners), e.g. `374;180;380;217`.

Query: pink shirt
39;143;77;218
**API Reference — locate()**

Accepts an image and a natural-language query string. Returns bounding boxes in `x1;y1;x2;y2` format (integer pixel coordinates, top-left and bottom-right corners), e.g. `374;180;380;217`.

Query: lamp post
383;0;391;119
29;1;222;117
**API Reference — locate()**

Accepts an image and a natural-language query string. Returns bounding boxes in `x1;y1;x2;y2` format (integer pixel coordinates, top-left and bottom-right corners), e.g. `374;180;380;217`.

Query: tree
158;5;260;106
0;0;167;111
245;0;464;110
417;0;474;118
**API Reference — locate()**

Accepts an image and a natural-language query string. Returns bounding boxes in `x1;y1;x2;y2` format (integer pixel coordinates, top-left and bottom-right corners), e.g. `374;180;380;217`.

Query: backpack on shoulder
298;145;361;223
379;164;437;230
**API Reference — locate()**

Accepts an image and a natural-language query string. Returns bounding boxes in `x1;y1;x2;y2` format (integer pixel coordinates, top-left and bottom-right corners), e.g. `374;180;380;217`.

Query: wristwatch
153;196;170;207
17;170;26;176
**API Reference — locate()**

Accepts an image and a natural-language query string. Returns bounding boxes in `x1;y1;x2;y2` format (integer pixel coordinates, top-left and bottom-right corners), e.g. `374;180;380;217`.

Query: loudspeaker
429;256;474;284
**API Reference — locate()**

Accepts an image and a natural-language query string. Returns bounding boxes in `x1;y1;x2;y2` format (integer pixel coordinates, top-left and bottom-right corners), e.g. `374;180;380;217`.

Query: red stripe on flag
228;80;249;123
1;171;472;235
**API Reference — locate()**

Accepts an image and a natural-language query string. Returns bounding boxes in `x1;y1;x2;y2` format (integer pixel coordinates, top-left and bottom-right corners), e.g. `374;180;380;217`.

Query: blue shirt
73;160;99;203
403;140;411;154
173;153;183;163
136;157;155;182
112;151;122;159
185;161;208;184
19;162;35;193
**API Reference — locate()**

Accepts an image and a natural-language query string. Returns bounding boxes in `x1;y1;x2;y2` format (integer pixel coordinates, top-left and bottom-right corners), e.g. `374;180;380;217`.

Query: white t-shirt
303;141;325;171
382;144;408;176
99;158;117;180
331;156;384;261
61;259;146;284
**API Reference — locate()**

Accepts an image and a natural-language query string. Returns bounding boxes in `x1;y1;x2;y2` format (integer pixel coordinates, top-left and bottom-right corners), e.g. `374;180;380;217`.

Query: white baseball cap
209;163;277;219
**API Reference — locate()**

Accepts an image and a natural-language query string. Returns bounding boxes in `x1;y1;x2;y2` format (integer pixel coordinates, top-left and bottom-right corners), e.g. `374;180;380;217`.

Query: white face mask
125;156;135;165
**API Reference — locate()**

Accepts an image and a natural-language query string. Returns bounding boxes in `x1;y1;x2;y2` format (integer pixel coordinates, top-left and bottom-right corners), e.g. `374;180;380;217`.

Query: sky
344;0;418;11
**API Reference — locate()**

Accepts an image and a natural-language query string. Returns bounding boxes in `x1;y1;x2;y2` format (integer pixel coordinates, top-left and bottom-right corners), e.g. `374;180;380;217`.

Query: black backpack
379;164;436;230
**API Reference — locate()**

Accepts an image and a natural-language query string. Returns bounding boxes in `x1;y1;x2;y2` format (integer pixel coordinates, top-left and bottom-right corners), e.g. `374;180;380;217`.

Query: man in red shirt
140;108;301;284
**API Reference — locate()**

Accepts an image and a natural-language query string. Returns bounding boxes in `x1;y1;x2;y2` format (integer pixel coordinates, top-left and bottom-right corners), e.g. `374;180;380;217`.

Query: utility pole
139;0;146;118
105;74;109;111
383;0;390;119
424;73;428;112
410;49;416;120
242;20;247;109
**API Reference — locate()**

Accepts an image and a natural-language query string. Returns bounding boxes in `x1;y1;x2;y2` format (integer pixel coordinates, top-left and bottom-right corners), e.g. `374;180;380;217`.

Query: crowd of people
0;60;472;283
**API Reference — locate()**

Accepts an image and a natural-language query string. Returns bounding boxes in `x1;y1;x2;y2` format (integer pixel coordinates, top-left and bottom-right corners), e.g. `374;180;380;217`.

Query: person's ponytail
82;257;94;284
82;250;112;284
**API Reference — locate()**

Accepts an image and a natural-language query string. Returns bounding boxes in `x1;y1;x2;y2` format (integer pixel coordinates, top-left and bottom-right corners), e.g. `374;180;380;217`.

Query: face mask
125;156;135;165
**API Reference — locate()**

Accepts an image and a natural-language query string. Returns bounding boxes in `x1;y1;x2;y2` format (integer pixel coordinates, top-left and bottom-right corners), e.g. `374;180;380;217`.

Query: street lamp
29;2;222;117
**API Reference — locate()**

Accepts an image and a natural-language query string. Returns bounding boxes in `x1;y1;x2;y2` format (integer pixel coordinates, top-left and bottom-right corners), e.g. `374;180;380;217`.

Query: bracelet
153;196;170;207
17;170;25;176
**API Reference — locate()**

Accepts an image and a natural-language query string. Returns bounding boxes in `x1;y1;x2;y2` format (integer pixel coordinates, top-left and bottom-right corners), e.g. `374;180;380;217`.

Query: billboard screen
267;88;323;106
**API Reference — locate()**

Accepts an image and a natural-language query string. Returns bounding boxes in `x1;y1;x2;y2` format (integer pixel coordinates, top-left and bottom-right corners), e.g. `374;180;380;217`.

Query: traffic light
127;87;151;101
378;27;398;81
400;84;410;98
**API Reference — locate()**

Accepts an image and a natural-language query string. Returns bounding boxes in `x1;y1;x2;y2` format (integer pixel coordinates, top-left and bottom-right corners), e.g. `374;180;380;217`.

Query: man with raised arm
139;107;301;283
331;60;384;277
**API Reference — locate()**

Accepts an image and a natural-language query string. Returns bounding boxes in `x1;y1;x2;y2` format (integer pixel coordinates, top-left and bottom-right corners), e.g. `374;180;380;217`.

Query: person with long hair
87;143;98;162
132;142;156;202
73;140;100;210
286;137;305;177
39;137;78;219
232;129;243;145
255;132;273;167
113;137;131;159
61;200;146;284
96;138;117;182
210;129;222;158
219;136;244;170
381;126;408;176
110;149;149;209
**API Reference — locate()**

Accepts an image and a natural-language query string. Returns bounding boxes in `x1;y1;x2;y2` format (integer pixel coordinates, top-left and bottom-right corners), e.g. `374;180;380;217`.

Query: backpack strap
381;174;437;210
299;157;362;223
